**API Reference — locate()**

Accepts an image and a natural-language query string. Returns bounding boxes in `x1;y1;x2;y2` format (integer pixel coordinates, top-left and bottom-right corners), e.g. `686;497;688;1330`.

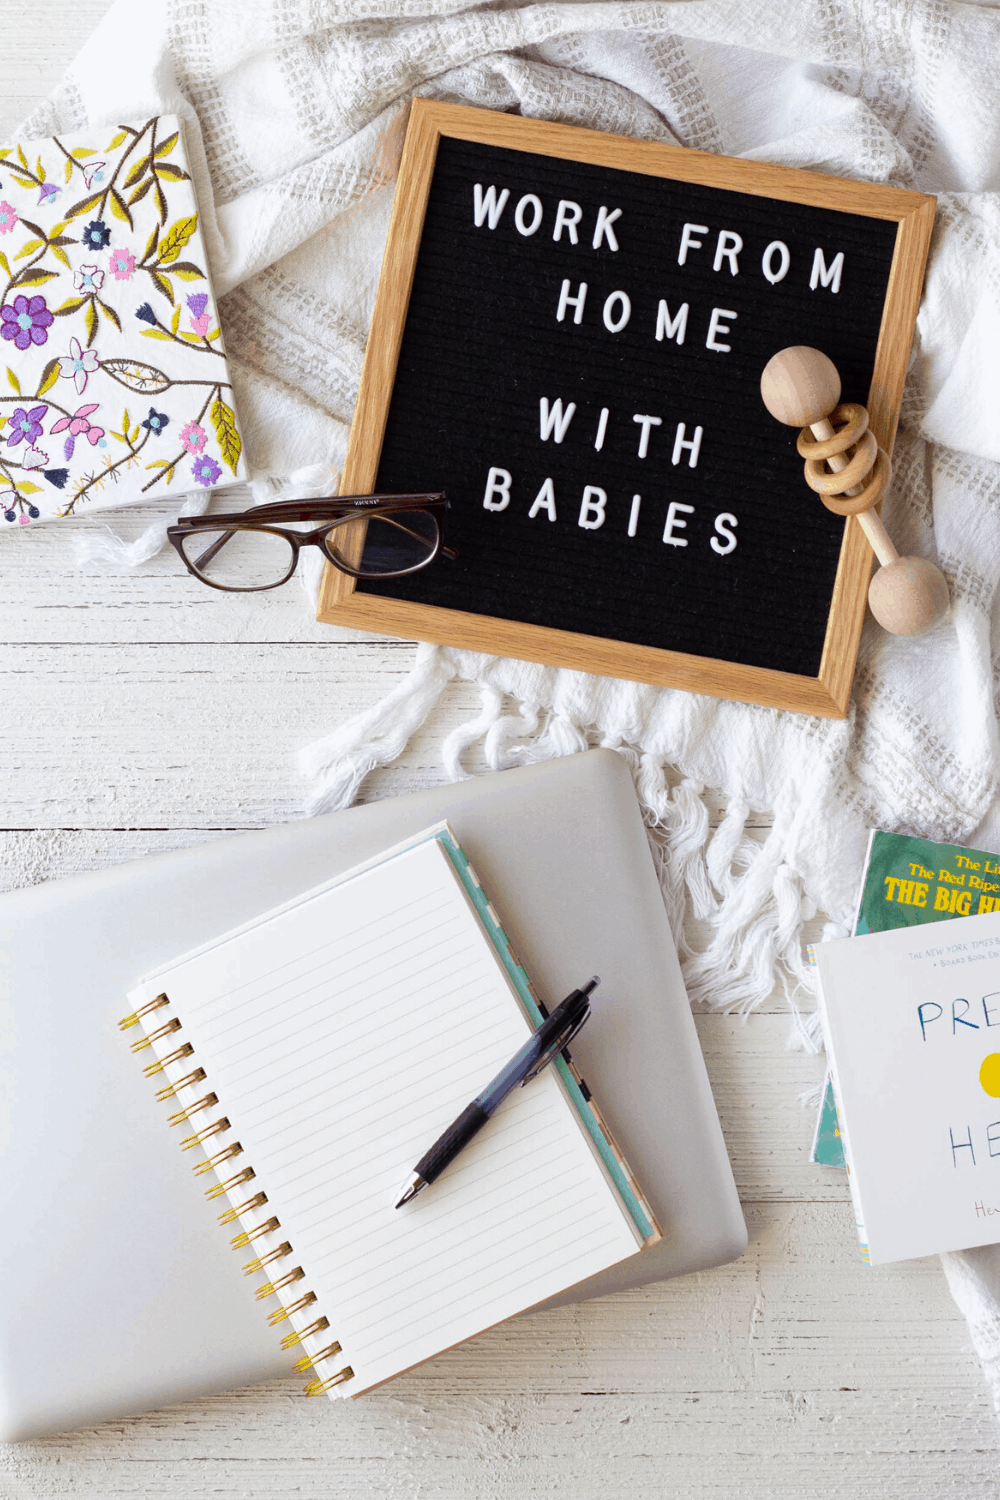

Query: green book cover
812;830;1000;1168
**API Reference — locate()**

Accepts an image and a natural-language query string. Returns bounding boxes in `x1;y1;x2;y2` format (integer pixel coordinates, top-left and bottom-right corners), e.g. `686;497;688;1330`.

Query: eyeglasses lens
180;527;296;590
324;510;440;577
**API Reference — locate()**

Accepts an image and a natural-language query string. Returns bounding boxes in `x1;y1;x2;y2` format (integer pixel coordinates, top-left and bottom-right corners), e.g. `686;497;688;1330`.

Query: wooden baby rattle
760;346;949;635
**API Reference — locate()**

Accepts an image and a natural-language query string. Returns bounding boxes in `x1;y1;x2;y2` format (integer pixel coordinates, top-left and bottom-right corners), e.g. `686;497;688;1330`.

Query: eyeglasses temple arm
191;528;239;571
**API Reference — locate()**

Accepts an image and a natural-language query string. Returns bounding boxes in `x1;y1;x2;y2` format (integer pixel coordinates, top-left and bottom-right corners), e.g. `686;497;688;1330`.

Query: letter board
317;101;935;717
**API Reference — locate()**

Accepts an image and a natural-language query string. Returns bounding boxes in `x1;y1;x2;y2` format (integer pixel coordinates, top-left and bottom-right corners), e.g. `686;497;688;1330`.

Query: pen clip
520;1004;591;1085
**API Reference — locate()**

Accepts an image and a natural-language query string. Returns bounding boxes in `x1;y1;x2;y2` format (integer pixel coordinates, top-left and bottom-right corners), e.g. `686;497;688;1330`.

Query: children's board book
0;115;246;525
811;829;1000;1171
814;830;1000;1264
123;822;659;1398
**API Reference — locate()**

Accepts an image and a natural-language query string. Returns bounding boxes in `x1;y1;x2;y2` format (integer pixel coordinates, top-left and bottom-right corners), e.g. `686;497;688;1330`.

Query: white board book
124;823;659;1398
815;908;1000;1264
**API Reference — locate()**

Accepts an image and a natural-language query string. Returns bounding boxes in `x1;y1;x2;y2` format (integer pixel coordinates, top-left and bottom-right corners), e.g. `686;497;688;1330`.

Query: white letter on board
632;413;663;459
578;486;607;530
482;467;512;511
529;478;558;521
539;397;577;443
663;501;695;546
592;205;622;251
603;290;632;333
655;300;689;345
472;184;510;229
672;423;703;468
711;512;738;555
810;248;844;293
713;230;743;275
594;407;610;452
628;494;642;538
553;200;583;244
557;279;588;324
678;222;708;265
762;240;790;285
705;307;737;352
514;193;543;237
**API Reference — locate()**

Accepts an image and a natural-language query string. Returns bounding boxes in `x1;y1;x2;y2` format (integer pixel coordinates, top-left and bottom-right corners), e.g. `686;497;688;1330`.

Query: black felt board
358;135;898;677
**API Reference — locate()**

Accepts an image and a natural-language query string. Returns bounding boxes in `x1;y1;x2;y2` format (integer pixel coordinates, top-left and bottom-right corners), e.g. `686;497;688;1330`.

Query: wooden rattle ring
804;428;877;496
815;447;891;516
796;402;868;461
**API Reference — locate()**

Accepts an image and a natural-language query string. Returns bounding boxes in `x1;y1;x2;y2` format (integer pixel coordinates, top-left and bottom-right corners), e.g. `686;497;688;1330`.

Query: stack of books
813;829;1000;1264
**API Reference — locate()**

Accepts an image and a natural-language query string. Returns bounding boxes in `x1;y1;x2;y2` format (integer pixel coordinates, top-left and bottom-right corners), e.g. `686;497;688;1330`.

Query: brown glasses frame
167;492;453;593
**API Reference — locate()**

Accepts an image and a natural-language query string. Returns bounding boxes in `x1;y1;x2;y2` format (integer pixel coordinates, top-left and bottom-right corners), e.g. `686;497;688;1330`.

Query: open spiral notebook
123;823;659;1399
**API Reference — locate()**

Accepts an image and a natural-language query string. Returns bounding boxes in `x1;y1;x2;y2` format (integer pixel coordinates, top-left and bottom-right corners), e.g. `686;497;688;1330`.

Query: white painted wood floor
2;6;999;1496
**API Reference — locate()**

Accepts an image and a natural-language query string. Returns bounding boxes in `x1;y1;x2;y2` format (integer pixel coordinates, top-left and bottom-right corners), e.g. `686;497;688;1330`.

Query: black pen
393;977;599;1208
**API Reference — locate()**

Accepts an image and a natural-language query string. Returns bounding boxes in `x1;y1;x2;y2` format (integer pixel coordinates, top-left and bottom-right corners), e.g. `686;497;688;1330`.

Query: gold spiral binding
292;1339;341;1374
280;1316;329;1350
119;993;169;1030
156;1068;206;1101
192;1142;243;1176
127;1000;353;1393
243;1242;292;1275
168;1093;219;1127
180;1116;230;1150
230;1216;280;1249
217;1192;267;1226
143;1042;194;1078
129;1017;182;1052
304;1367;354;1397
255;1266;305;1300
205;1167;255;1200
268;1291;316;1327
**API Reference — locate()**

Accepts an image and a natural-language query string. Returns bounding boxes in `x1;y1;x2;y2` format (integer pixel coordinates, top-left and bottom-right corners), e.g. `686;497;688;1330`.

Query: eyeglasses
167;493;455;593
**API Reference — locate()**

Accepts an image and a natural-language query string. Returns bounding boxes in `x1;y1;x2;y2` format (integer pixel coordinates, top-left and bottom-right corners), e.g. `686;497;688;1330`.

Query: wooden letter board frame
317;100;935;718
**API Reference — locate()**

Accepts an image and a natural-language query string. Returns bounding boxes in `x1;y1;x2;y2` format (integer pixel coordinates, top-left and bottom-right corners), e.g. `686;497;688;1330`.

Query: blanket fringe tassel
300;647;824;1050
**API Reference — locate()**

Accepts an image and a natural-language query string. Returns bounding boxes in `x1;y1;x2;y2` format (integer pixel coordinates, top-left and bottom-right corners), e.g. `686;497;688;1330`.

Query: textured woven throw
28;0;1000;1419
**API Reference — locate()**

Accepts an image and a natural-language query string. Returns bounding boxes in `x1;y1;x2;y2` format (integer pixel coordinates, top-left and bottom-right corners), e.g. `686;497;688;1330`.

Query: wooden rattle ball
867;556;950;636
760;346;841;427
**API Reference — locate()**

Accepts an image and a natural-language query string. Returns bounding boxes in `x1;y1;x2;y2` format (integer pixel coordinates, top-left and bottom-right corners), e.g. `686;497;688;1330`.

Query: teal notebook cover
417;824;655;1242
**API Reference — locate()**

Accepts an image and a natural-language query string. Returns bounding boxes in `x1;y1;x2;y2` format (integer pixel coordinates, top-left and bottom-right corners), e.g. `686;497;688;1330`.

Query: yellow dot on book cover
980;1054;1000;1097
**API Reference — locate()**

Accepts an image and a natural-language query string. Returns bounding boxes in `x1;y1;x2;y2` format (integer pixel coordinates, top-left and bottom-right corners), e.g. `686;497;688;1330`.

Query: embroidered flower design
58;337;100;395
6;405;47;447
186;292;210;337
81;219;111;251
21;445;48;470
50;403;105;448
179;420;207;454
140;407;169;436
109;247;135;282
73;263;105;294
43;468;68;490
0;295;54;350
81;161;107;190
0;200;17;235
135;303;157;325
37;183;60;207
191;454;222;487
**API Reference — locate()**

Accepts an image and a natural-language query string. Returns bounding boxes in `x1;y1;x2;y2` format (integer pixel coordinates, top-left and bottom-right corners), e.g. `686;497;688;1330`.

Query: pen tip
393;1173;427;1209
583;975;600;994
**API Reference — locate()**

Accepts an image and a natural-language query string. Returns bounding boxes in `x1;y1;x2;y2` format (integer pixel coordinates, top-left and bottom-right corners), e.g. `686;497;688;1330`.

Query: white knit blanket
32;0;1000;1422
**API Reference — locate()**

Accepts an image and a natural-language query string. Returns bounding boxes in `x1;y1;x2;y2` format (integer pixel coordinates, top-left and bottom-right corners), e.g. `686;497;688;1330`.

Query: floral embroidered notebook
0;115;246;526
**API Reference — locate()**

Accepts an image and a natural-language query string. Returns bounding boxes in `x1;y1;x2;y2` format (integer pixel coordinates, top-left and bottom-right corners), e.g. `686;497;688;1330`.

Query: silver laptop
0;751;745;1441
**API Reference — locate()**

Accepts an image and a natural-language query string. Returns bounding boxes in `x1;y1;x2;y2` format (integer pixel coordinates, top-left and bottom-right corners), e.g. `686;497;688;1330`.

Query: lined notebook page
132;836;644;1396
